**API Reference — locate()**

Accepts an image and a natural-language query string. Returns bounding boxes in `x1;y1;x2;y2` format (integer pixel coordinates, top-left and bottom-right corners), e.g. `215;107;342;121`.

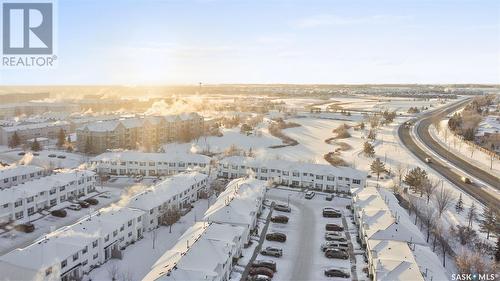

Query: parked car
57;155;66;159
15;223;35;233
305;191;315;199
325;248;349;259
266;232;287;242
324;268;350;278
325;194;334;201
33;152;40;156
325;223;344;231
18;152;26;156
249;267;274;278
48;154;57;158
271;215;289;224
51;209;67;217
67;204;81;211
274;204;291;213
249;275;271;281
78;201;90;208
326;236;348;242
251;260;277;272
425;157;432;163
322;208;341;218
461;176;472;184
84;198;99;205
260;246;283;257
321;242;349;251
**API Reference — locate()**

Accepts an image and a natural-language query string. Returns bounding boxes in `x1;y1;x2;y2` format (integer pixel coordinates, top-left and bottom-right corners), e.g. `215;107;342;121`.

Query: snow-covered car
321;242;349;251
324;268;350;278
322;208;341;218
305;191;315;199
266;232;287;242
325;223;344;231
325;248;349;259
260;246;283;257
251;260;276;272
67;204;81;211
249;275;271;281
325;194;334;201
274;204;291;213
248;268;274;279
271;215;289;224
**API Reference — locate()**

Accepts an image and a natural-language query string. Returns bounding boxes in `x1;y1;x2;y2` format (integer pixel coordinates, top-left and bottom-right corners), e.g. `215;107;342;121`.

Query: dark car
84;198;99;205
57;155;66;159
271;215;289;224
266;232;287;242
78;201;90;208
274;204;291;213
325;223;344;231
325;194;334;201
322;208;341;218
15;223;35;233
48;154;57;158
325;249;349;259
251;260;277;272
51;209;67;217
324;268;350;278
33;152;40;156
18;152;26;156
260;246;283;257
249;267;274;278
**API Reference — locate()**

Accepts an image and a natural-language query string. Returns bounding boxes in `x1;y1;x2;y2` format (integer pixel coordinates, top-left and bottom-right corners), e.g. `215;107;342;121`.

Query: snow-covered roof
0;165;44;180
0;170;95;205
203;178;266;226
368;240;424;281
143;222;245;281
1;121;69;132
0;207;144;275
220;156;366;179
92;151;210;164
127;172;208;210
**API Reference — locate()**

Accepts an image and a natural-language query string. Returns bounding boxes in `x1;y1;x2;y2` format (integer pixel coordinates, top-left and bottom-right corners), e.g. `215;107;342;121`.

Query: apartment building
91;151;211;177
0;165;45;189
143;222;246;281
0;207;145;281
218;156;366;193
127;172;208;231
76;113;205;154
0;121;70;145
203;177;267;244
0;170;96;224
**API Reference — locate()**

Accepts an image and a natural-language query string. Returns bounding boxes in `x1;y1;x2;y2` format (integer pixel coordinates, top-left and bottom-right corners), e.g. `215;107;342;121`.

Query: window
3;178;7;183
28;207;35;216
282;171;289;176
261;168;268;173
93;253;98;260
59;186;65;191
92;240;98;248
353;179;361;185
50;199;57;206
73;253;79;261
316;175;323;180
338;177;343;180
113;230;118;237
120;225;124;231
61;259;67;268
327;176;335;181
26;196;34;203
60;195;66;202
82;246;88;254
15;211;23;219
14;200;22;207
104;235;109;242
82;260;88;266
292;172;299;177
128;231;132;237
128;220;132;227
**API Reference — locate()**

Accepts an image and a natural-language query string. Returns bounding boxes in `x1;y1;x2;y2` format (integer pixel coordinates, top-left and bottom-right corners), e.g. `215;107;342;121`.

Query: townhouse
0;170;96;224
91;151;211;177
218;156;366;193
0;207;145;281
203;178;267;244
0;165;45;189
143;221;246;281
76;113;205;154
352;186;448;281
127;172;209;231
0;121;70;145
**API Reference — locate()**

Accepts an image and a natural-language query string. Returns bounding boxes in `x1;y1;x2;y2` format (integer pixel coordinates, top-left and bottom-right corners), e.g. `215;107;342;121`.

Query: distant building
0;170;96;224
91;151;211;177
0;121;70;145
0;165;45;189
218;156;366;193
76;113;205;154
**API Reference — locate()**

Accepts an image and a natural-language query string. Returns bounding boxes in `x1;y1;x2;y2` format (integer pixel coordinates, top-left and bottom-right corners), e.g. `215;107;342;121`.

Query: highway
398;99;500;207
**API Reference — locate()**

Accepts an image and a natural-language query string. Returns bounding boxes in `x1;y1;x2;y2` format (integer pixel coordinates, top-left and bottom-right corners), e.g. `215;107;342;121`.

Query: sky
1;0;499;85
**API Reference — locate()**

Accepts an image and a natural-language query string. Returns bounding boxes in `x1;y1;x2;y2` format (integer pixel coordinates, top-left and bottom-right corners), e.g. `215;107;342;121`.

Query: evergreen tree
404;167;428;195
495;237;500;262
455;193;464;213
370;158;386;180
31;138;41;152
57;129;66;148
8;132;21;148
363;141;375;157
478;205;496;240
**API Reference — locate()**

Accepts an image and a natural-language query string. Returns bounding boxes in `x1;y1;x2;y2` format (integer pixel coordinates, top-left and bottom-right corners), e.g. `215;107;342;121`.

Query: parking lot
249;187;358;281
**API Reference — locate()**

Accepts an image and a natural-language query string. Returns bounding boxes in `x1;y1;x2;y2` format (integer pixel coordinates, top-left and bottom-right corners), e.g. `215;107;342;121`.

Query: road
398;99;500;207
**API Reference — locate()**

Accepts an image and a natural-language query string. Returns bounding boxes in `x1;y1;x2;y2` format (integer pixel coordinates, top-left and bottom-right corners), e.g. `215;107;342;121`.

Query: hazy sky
1;0;499;85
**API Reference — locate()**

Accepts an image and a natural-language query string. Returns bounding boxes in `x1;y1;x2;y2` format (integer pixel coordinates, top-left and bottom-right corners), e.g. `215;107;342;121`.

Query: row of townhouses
352;186;448;281
76;113;205;154
143;177;268;281
0;170;96;224
218;156;366;193
0;172;209;281
0;121;70;146
90;151;211;177
0;165;46;189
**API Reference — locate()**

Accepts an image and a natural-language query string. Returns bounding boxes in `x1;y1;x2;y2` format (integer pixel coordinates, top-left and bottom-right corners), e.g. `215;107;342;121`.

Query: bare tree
467;144;476;158
422;178;439;204
120;269;134;281
421;206;437;242
431;222;443;251
160;206;182;233
467;202;478;228
107;263;120;281
434;186;454;217
394;164;407;189
455;250;496;276
450;224;477;246
436;228;452;267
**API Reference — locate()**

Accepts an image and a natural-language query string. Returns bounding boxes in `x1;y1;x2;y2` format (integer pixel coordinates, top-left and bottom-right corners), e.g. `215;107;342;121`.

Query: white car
68;204;81;211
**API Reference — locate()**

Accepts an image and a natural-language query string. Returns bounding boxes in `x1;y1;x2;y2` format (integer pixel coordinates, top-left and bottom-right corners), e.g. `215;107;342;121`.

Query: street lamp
287;194;291;208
